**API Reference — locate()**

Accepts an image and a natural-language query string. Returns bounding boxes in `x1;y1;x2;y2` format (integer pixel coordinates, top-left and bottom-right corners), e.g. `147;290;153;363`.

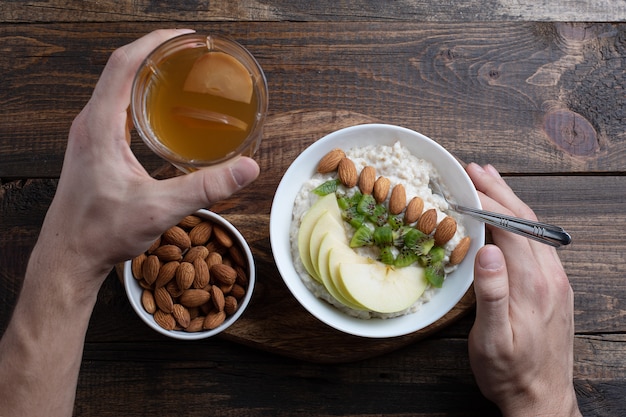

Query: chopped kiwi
313;179;341;196
350;225;374;248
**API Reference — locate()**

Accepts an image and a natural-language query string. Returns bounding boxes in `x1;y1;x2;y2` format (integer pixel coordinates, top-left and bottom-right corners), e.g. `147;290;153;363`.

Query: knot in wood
543;109;598;156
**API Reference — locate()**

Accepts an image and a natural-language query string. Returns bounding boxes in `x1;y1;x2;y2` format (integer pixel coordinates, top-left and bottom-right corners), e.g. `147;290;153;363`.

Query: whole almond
141;289;157;314
176;261;195;290
210;286;226;311
434;216;458;246
185;316;205;332
154;310;176;330
213;225;233;248
205;240;227;255
230;284;246;300
131;253;146;280
147;236;161;254
178;215;203;229
206;251;223;269
210;263;237;286
152;244;183;262
337;157;358;188
180;289;211;308
373;176;391;203
193;258;210;289
317;148;346;173
172;304;191;328
388;184;406;215
142;255;160;285
358;166;376;195
166;280;184;298
163;225;192;250
450;236;471;265
417;208;438;235
183;245;209;263
155;260;179;288
234;265;249;287
228;245;246;267
154;286;174;313
224;296;238;315
203;310;226;330
404;197;424;224
189;221;213;246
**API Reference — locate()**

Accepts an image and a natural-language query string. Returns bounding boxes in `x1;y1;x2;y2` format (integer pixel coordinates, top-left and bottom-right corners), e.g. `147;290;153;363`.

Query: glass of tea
131;33;268;172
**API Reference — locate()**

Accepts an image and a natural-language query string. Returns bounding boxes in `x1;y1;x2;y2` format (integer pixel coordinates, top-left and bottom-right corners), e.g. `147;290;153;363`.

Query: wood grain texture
1;0;625;23
1;22;625;178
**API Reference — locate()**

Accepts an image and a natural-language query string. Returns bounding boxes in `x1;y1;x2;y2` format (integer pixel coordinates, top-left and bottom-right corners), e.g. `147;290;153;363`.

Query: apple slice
338;262;427;313
316;233;367;310
297;193;343;283
183;51;253;104
309;211;344;279
326;243;370;310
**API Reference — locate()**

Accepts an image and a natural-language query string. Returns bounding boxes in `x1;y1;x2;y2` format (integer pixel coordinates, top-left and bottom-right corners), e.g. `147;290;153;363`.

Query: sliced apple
183;51;253;104
316;233;367;310
326;243;370;310
338;262;427;314
309;211;344;279
297;193;343;283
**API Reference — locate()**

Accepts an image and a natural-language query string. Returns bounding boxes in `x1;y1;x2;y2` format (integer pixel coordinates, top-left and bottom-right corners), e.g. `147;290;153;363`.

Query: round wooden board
118;110;477;363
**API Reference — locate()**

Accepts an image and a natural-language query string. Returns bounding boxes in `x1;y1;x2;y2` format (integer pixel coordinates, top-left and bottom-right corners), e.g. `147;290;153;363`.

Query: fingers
91;29;195;120
156;156;260;219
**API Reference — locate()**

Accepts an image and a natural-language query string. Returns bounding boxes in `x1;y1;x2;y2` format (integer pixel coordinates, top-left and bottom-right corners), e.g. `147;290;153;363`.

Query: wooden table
2;2;625;416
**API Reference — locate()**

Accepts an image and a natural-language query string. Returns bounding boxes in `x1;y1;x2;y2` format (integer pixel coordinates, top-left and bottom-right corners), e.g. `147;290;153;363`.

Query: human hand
35;29;260;288
466;163;581;416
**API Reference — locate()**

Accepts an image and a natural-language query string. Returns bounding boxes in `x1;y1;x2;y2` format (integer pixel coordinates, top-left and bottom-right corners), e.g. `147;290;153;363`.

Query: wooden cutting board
118;110;476;363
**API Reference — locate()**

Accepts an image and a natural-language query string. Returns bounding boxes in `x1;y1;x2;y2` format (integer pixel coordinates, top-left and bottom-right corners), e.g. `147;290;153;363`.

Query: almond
213;225;233;248
141;289;157;314
404;197;424;224
434;216;458;246
189;221;213;246
192;258;210;289
317;148;346;173
178;214;203;229
147;236;161;254
450;236;471;265
176;261;195;290
206;251;223;269
154;310;176;330
131;253;146;280
154;260;179;288
163;225;192;250
358;166;376;194
373;176;391;203
224;296;238;315
417;208;438;235
154;286;174;313
228;245;246;267
166;280;184;298
182;245;209;263
185;316;205;332
203;310;226;330
230;283;246;300
337;157;358;188
152;244;183;262
388;184;406;215
210;285;226;312
235;265;249;287
172;304;191;328
180;289;211;308
210;263;237;286
142;255;160;285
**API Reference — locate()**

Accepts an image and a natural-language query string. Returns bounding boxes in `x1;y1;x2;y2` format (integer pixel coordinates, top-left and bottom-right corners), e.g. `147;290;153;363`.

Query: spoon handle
452;204;572;247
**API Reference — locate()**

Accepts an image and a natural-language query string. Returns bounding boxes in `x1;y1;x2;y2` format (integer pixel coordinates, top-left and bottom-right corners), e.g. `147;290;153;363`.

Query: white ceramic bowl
124;209;255;340
269;124;484;338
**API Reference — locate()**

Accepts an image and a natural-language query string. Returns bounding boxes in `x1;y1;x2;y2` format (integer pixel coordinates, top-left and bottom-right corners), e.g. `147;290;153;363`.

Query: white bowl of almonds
124;209;254;340
270;124;484;338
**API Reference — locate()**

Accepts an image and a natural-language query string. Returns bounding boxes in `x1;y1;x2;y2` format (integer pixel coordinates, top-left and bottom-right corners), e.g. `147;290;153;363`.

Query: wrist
500;387;581;417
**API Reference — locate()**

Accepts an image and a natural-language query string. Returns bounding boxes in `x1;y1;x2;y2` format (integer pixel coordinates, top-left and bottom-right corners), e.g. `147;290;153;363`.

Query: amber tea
132;34;268;170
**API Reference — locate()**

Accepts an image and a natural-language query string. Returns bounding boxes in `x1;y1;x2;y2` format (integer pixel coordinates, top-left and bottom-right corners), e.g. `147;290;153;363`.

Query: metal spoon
430;181;572;247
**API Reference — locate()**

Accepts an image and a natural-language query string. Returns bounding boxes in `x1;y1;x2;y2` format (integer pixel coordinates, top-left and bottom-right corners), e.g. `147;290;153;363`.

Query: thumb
159;156;260;217
472;244;511;337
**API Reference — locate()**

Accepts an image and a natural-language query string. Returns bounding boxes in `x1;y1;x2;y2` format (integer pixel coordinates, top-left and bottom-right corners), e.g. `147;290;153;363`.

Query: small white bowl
124;209;255;340
269;124;484;338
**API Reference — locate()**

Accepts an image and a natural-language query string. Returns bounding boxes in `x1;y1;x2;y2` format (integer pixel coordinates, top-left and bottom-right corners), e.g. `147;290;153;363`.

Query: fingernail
231;157;260;187
485;164;501;178
468;162;485;173
478;245;504;271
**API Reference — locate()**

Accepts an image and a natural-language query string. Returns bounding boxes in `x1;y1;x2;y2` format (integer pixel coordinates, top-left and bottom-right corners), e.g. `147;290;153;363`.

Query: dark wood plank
1;0;624;23
1;22;625;178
